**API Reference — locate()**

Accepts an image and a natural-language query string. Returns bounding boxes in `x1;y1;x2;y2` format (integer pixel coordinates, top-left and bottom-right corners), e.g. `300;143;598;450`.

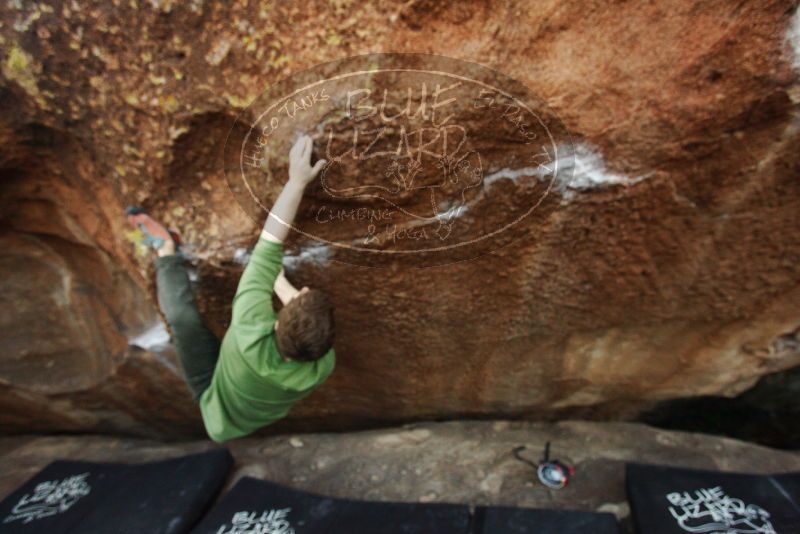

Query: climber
127;135;335;442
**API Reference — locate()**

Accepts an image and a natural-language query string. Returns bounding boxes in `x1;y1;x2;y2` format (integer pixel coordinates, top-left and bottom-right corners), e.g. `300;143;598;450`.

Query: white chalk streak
128;321;170;351
283;242;331;270
481;143;648;202
788;7;800;71
483;166;547;187
552;143;651;200
233;247;252;265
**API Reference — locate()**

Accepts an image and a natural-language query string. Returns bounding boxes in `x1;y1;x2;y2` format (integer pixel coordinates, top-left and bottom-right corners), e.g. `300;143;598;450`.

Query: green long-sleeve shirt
199;238;335;442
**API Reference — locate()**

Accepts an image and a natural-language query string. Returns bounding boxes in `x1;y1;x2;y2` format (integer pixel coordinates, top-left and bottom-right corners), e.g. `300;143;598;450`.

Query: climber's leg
155;254;220;401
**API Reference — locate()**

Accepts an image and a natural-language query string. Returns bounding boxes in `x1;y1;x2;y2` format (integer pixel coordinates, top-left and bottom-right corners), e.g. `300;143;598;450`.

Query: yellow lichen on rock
2;43;47;109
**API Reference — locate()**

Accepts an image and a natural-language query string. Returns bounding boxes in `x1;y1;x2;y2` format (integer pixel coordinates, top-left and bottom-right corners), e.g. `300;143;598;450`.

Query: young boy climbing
128;135;335;442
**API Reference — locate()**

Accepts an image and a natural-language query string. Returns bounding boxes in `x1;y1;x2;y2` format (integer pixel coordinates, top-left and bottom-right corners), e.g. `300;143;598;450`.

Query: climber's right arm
273;269;301;305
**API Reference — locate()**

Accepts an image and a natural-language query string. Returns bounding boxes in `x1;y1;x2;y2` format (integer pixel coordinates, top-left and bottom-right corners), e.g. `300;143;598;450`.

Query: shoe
125;206;182;251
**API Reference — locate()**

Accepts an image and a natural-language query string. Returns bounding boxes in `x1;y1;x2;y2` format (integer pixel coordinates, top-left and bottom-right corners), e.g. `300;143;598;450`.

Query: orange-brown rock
0;1;799;439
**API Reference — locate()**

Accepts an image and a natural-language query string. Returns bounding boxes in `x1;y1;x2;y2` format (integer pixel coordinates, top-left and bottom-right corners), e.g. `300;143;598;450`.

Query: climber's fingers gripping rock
288;134;327;186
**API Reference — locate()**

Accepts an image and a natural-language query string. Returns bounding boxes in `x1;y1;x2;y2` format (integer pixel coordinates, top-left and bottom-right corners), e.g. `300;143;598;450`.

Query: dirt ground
2;420;799;533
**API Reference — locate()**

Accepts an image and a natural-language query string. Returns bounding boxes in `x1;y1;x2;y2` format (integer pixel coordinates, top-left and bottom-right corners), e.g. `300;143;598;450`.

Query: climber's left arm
232;135;324;326
261;134;326;244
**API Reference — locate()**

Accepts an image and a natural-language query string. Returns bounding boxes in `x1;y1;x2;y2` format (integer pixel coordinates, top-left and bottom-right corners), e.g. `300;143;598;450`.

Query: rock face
1;1;800;438
1;421;800;534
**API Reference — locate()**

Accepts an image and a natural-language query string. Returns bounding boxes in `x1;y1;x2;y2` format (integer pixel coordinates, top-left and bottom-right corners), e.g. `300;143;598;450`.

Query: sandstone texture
1;421;800;534
1;1;800;438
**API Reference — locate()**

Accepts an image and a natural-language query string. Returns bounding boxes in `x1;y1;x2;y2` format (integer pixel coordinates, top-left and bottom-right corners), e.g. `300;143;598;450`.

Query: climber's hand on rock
262;135;324;243
288;134;326;186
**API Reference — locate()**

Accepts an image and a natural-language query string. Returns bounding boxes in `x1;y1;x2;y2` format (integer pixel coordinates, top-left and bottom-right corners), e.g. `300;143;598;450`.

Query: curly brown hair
275;290;335;362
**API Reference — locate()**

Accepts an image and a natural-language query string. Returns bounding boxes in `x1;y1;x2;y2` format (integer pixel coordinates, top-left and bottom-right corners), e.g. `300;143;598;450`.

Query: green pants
156;255;220;401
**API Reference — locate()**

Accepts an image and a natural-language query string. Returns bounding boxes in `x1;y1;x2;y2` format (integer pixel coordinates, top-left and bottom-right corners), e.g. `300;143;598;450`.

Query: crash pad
476;505;621;533
0;449;232;534
626;463;800;534
189;476;469;534
191;476;624;533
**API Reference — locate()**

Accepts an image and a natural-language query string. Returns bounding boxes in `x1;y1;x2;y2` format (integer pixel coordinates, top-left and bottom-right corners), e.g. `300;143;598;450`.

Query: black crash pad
191;477;624;534
189;477;469;534
0;449;232;534
626;463;800;534
476;505;621;533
